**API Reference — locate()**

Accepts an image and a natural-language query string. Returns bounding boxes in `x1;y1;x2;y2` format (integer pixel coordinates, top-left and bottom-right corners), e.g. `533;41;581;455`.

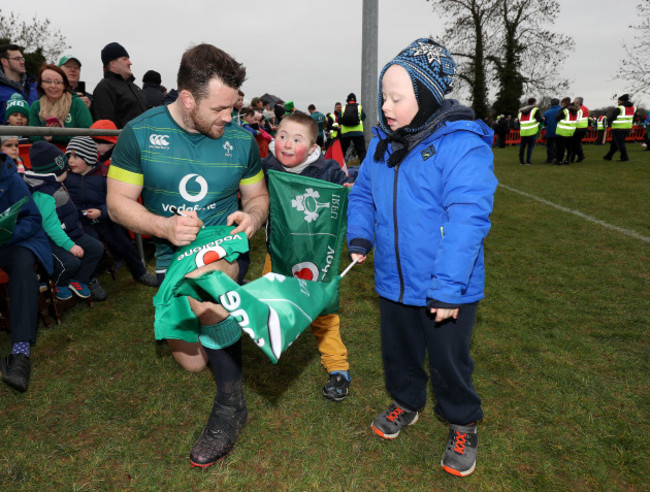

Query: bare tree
427;0;499;120
0;9;69;73
618;0;650;98
490;0;573;117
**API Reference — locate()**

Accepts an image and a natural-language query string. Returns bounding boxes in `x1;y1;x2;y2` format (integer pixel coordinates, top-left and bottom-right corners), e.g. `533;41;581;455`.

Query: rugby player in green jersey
107;44;269;468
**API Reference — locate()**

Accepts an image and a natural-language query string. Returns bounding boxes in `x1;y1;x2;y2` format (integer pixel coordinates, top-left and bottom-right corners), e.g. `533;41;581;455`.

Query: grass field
1;143;648;491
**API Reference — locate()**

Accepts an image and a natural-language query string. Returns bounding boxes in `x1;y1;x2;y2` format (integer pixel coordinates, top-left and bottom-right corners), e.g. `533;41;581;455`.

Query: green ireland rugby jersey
108;105;264;270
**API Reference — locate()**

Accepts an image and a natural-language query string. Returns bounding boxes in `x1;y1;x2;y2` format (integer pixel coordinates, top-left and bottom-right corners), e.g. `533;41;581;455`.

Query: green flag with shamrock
175;270;341;364
0;196;29;246
267;170;349;314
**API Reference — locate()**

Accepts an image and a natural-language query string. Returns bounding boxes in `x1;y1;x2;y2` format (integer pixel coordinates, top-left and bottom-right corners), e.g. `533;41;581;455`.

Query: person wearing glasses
28;64;93;144
0;44;38;125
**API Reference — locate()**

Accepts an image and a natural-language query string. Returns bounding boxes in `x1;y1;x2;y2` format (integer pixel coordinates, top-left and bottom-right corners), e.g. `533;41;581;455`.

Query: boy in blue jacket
346;38;497;477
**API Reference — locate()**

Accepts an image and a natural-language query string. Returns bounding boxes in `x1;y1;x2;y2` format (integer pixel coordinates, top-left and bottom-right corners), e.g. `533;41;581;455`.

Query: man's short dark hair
177;44;246;101
0;44;23;60
307;104;316;112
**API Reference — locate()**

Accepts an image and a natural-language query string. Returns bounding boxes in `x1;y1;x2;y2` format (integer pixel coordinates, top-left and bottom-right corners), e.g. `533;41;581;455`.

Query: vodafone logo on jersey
292;261;319;281
149;134;170;148
179;174;208;202
195;244;228;268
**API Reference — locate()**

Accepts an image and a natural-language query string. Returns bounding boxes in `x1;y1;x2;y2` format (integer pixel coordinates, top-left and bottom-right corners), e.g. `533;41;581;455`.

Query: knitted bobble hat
378;37;458;133
66;136;98;167
5;93;29;119
29;141;68;176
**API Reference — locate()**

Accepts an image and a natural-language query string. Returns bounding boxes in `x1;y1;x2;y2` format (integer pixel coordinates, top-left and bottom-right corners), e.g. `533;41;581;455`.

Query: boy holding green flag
262;111;354;401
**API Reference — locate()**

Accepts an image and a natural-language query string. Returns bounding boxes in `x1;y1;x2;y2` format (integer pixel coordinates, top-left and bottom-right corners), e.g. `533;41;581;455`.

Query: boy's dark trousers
50;233;104;286
0;246;39;344
379;297;483;425
84;221;146;279
546;136;557;162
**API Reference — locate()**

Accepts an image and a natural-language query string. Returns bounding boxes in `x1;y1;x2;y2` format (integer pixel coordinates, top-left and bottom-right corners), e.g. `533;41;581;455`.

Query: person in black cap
142;70;166;108
603;94;636;162
338;92;367;162
92;42;148;128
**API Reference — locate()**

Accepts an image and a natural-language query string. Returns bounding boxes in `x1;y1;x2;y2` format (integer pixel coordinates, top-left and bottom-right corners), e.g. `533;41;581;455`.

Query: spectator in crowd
231;89;245;123
57;55;92;110
22;141;105;301
0;149;53;393
543;98;561;163
28;64;93;144
338;93;366;161
494;114;508;148
0;135;25;173
307;104;327;148
142;70;165;108
4;93;29;127
90;119;119;174
554;97;579;165
325;102;342;150
603;94;635;162
93;42;148;128
0;44;38;125
64;136;158;293
517;97;542;165
571;96;589;163
595;113;608;145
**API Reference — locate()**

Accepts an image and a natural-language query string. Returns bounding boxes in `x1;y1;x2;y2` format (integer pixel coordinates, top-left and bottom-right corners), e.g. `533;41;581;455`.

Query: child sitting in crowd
262;111;354;401
0;136;25;173
22;141;106;301
64;136;158;291
90;119;119;175
4;93;30;127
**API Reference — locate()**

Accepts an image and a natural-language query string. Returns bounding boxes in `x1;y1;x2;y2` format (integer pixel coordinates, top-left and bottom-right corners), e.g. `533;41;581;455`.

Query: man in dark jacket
142;70;165;108
92;42;148;128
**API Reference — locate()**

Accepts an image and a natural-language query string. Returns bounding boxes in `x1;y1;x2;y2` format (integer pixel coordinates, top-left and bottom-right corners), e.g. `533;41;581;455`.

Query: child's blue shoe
68;280;91;299
322;370;351;402
54;285;73;301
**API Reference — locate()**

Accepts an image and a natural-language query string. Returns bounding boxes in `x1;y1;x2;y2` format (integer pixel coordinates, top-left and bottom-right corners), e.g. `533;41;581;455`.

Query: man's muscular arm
227;179;269;238
107;178;202;247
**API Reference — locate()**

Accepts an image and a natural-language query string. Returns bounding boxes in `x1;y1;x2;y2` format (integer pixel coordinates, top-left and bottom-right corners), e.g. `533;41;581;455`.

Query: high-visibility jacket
340;104;364;134
326;112;340;139
518;107;540;137
597;115;607;131
611;105;635;130
556;108;578;137
575;106;589;129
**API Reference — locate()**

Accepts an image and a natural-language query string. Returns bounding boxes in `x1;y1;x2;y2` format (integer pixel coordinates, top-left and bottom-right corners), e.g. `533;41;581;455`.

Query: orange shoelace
452;431;467;454
387;408;404;422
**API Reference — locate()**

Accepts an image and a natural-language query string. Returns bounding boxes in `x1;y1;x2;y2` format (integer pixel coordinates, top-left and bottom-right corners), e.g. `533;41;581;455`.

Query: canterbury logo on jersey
149;134;170;148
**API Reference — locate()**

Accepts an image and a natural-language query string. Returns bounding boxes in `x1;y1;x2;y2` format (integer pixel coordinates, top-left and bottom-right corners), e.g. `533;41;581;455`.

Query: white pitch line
498;183;650;244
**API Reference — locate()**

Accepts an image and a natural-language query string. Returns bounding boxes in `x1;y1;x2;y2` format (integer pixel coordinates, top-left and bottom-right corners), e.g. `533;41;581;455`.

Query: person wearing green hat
4;93;29;126
58;55;92;110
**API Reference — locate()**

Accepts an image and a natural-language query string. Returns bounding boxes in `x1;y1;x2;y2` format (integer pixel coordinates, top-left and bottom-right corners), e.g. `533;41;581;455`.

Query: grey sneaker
322;371;350;402
371;401;418;439
89;277;108;302
441;422;478;477
137;271;159;287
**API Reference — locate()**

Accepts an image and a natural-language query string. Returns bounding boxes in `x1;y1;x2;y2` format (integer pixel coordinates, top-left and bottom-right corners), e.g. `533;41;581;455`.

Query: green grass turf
1;142;648;490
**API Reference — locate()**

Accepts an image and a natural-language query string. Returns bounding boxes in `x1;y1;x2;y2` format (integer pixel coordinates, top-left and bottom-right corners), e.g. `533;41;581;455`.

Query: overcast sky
14;0;641;114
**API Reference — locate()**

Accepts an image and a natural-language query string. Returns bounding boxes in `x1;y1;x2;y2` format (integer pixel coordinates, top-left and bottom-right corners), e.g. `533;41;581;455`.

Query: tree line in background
426;0;650;120
1;3;649;122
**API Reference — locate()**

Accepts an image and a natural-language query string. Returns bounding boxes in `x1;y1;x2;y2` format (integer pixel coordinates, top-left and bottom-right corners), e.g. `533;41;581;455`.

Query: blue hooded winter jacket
347;104;498;306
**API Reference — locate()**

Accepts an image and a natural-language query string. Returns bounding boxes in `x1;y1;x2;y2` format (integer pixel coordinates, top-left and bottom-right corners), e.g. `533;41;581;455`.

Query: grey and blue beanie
378;37;458;133
66;136;98;167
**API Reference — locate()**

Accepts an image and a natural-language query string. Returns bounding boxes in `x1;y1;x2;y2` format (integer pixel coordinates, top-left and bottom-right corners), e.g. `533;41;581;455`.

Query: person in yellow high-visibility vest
517;97;543;164
570;97;589;162
604;94;636;162
554;97;579;165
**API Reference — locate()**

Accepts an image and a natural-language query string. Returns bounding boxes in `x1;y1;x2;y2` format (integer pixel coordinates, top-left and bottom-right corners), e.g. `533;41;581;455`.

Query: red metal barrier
493;126;646;145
